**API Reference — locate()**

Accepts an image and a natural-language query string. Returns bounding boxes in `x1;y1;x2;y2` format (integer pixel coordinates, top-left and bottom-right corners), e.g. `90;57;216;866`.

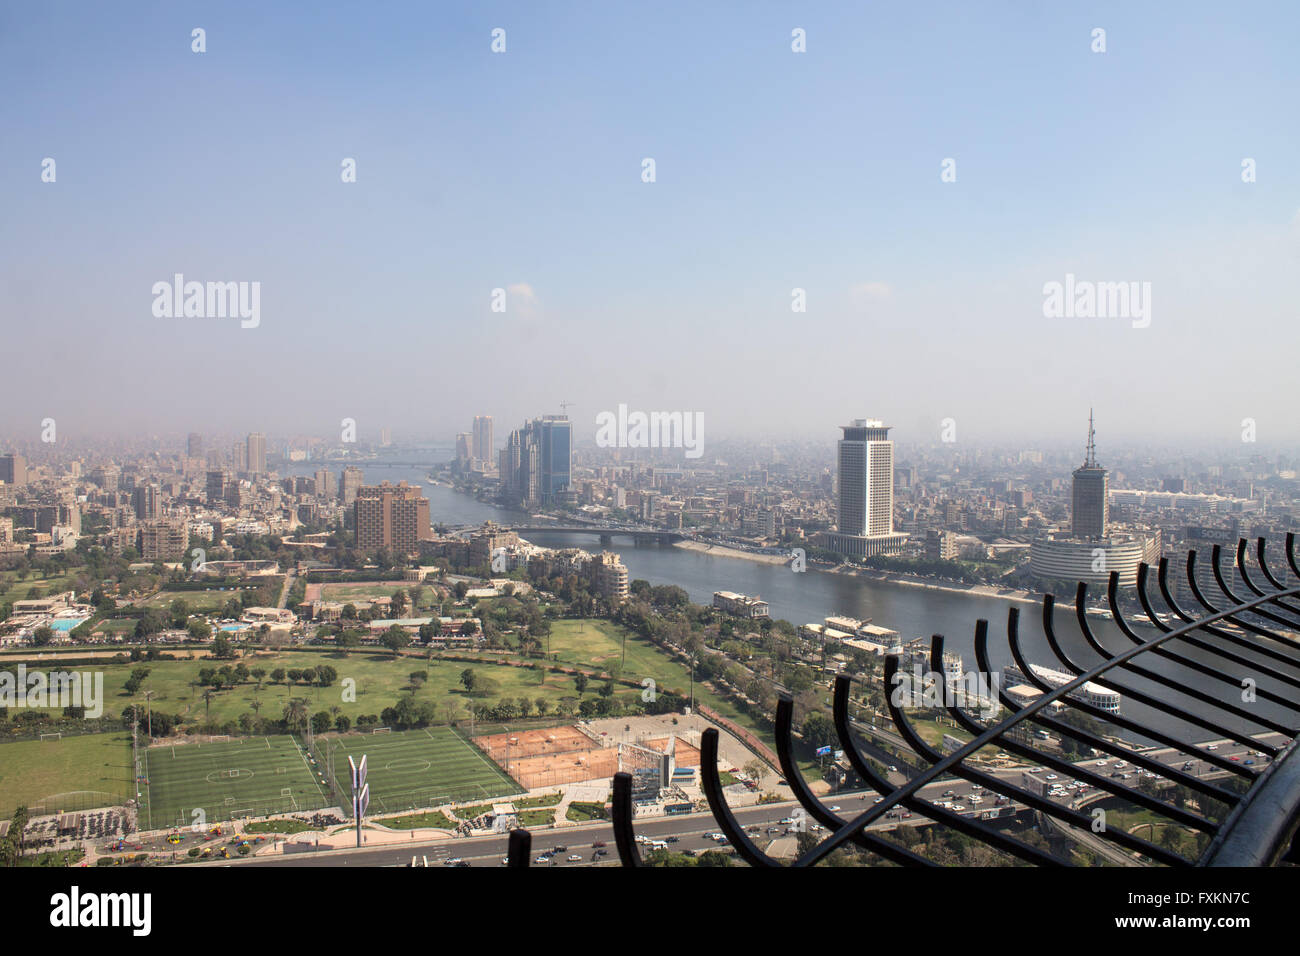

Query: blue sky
2;1;1298;448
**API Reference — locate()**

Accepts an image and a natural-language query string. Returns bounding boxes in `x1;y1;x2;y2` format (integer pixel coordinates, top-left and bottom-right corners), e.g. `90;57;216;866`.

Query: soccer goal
39;732;62;742
372;727;392;735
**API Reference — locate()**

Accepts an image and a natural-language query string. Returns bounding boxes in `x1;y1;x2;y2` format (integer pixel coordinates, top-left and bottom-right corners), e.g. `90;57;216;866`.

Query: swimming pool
49;617;90;632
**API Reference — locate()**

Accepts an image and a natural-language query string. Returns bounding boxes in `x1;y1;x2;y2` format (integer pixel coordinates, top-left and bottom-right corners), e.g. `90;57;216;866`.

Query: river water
288;455;1291;744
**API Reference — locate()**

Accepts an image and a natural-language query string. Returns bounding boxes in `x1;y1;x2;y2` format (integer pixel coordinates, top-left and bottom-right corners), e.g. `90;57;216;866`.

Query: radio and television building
1071;411;1108;539
815;419;906;558
1030;412;1158;588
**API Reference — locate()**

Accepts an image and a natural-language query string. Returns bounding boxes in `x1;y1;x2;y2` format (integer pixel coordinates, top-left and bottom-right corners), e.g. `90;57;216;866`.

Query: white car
828;806;841;812
567;854;582;862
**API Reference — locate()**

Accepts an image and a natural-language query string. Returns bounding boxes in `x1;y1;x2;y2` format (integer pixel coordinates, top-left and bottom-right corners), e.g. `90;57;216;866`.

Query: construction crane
559;401;575;416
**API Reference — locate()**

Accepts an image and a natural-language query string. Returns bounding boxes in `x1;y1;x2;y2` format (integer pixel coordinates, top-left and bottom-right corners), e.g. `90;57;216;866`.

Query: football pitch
141;736;331;831
320;728;522;816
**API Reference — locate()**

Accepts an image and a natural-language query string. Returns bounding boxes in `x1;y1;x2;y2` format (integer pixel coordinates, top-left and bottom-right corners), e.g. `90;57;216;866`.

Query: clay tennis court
473;726;681;790
644;737;701;768
474;725;598;760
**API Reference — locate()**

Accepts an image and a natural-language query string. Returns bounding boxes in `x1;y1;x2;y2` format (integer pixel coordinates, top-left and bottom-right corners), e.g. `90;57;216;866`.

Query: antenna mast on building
1085;408;1097;467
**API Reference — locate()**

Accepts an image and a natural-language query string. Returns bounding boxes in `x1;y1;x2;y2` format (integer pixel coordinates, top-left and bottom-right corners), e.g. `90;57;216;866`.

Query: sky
2;1;1298;450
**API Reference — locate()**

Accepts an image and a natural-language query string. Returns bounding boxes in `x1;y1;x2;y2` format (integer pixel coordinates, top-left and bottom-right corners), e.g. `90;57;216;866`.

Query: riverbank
673;540;791;566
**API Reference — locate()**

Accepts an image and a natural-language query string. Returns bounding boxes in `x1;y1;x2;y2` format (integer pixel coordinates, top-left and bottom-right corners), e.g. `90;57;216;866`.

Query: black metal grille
592;535;1300;868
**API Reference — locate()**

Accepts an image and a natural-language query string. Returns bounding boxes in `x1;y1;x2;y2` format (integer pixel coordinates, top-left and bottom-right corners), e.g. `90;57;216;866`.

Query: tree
574;672;589;694
270;667;286;684
187;618;212;641
30;625;54;647
802;711;835;751
459;669;477;694
381;625;410;656
283;698;309;732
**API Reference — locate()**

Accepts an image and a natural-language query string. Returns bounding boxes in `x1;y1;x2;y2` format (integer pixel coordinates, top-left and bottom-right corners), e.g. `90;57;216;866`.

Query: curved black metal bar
829;676;1052;865
1154;559;1300;669
1211;545;1300;632
1042;591;1283;747
936;631;1213;832
1256;537;1288;591
771;695;933;866
796;570;1300;867
699;728;781;867
610;773;643;868
1120;568;1300;693
982;611;1235;800
1237;539;1300;617
1202;736;1300;866
1287;532;1300;582
1185;551;1288;647
1082;578;1300;712
883;654;1186;867
507;827;532;868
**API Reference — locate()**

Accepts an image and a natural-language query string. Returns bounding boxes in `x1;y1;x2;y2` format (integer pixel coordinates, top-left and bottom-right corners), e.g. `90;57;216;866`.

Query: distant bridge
504;526;686;546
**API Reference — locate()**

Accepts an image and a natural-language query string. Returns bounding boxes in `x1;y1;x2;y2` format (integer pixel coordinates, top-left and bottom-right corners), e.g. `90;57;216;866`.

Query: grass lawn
0;572;81;605
141;736;329;830
512;791;563;809
320;727;520;815
0;733;133;817
517;808;557;827
542;619;772;742
565;801;608;822
141;589;250;612
244;818;316;834
320;582;419;602
374;810;456;830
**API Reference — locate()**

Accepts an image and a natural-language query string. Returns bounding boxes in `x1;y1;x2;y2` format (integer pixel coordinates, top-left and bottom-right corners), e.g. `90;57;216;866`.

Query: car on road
591;841;606;848
828;805;841;812
567;854;582;862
